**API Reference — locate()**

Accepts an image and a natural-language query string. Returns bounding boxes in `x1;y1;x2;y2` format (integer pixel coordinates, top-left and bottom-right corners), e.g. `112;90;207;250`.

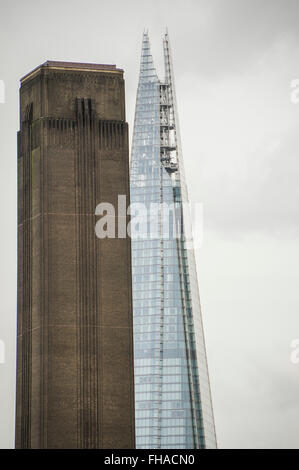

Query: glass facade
130;31;217;449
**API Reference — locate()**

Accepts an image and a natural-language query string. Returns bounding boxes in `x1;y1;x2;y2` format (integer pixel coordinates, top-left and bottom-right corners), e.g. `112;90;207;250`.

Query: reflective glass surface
130;32;217;449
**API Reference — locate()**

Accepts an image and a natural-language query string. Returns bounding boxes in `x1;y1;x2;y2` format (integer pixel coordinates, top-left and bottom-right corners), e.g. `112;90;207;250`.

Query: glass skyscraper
130;31;217;449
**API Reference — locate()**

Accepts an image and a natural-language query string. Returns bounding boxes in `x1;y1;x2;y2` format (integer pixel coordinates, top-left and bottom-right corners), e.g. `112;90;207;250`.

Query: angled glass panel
131;31;217;449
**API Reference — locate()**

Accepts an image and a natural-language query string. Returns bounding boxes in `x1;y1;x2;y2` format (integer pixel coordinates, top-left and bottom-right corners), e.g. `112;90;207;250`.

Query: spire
139;31;158;83
163;29;172;84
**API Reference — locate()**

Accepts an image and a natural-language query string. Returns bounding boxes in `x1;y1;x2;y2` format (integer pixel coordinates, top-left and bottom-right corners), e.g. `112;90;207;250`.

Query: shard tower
130;32;217;449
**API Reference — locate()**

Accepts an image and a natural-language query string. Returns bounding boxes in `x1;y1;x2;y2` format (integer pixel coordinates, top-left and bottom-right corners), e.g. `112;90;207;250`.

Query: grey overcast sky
0;0;299;448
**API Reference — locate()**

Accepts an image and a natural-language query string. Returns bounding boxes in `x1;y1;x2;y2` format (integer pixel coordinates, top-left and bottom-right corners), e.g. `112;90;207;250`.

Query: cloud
0;0;298;450
174;0;299;78
177;32;299;238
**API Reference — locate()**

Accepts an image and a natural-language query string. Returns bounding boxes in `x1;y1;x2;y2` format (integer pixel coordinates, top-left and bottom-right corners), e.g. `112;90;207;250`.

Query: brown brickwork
16;61;135;449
